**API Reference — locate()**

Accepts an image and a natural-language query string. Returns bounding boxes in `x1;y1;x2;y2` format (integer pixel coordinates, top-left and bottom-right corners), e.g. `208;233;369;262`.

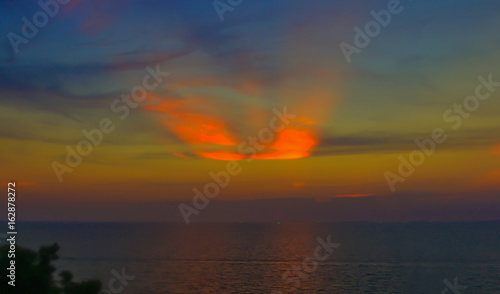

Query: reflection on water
21;222;500;293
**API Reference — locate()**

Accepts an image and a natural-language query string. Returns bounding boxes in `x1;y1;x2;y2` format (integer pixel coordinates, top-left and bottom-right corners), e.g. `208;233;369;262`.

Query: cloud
314;128;500;156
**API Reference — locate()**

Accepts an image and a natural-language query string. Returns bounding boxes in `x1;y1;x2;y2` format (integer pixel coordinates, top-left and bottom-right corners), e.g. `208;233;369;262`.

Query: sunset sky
1;0;499;221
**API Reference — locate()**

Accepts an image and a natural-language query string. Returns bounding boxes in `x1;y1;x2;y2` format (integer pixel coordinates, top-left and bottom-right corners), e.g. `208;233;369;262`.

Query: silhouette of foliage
0;243;102;294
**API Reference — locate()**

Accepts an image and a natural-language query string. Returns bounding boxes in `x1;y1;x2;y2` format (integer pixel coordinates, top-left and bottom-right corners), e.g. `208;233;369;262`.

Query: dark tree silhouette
0;243;102;294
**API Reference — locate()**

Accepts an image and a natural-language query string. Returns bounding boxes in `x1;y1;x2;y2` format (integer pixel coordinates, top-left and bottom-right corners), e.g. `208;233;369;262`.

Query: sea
18;222;500;293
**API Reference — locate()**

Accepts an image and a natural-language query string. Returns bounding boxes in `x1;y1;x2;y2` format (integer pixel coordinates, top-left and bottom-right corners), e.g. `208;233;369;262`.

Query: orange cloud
472;169;500;190
145;93;322;160
253;129;317;160
143;66;339;161
467;144;500;190
492;143;500;155
2;182;35;186
146;95;238;148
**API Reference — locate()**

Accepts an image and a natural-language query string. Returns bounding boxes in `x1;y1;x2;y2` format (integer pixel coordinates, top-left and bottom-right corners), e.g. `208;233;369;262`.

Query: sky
0;0;499;222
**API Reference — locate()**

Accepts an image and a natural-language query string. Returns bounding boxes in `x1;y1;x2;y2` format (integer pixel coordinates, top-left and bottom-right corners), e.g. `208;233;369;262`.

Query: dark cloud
315;128;500;156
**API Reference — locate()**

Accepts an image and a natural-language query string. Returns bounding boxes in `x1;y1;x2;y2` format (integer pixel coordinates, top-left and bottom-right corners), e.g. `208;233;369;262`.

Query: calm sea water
19;222;500;293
